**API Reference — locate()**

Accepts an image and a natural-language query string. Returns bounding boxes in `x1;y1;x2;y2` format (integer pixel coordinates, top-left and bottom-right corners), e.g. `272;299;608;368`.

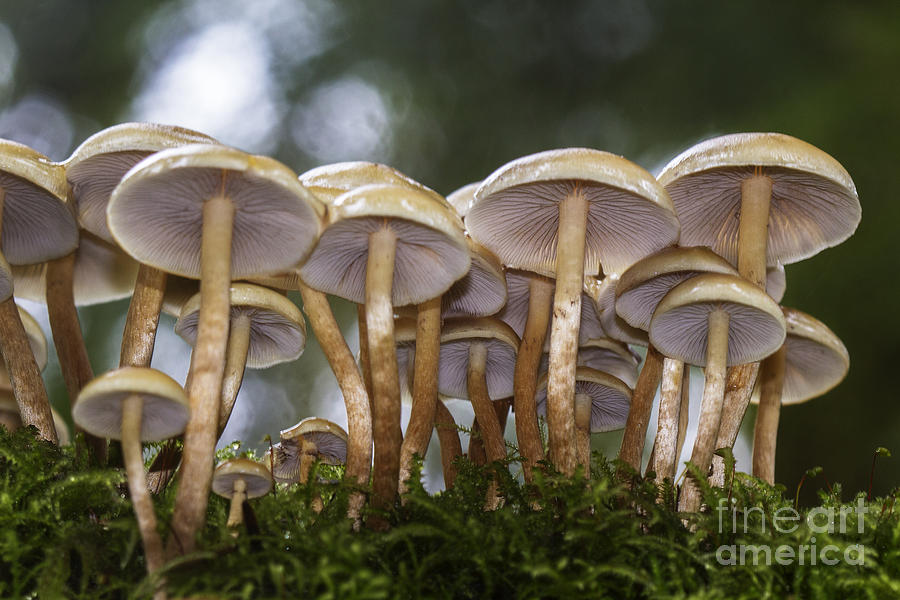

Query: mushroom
536;367;631;477
212;458;272;530
657;133;860;468
176;283;306;435
108;143;323;554
649;273;785;512
298;183;468;520
751;307;849;484
275;417;349;485
73;367;190;575
468;148;679;476
612;246;739;479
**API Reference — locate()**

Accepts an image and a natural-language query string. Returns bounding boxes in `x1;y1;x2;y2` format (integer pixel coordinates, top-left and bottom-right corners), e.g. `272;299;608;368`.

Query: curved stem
399;296;441;493
547;188;588;477
218;314;251;435
514;276;553;481
120;264;167;368
0;297;56;443
675;363;691;468
709;362;760;486
738;174;773;290
122;394;165;574
357;305;374;414
467;343;506;463
469;398;511;466
618;345;664;474
366;227;400;525
226;479;247;529
679;309;730;513
574;393;591;478
46;252;106;463
168;193;234;556
298;283;371;521
752;345;785;484
434;399;461;489
651;358;684;483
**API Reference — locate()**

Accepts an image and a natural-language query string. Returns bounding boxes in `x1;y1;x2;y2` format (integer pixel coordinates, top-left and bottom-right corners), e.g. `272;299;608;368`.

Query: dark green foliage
3;426;900;599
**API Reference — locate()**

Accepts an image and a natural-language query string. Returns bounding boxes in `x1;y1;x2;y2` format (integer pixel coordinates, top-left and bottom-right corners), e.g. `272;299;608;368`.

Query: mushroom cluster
0;125;858;587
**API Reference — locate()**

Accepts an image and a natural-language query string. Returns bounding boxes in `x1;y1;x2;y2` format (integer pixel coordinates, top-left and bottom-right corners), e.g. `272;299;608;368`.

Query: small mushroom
212;458;272;530
73;367;190;575
649;273;785;512
275;417;349;485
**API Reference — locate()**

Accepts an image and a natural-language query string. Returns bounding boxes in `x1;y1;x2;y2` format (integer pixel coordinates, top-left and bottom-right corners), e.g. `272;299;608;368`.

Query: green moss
2;426;899;599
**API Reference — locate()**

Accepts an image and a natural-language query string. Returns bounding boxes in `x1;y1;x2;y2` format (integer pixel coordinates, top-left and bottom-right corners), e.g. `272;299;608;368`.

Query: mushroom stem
120;264;167;368
46;252;106;463
121;393;165;573
618;345;664;474
358;305;374;412
574;393;591;478
513;276;553;481
650;358;684;483
675;364;691;468
709;362;760;487
434;399;461;489
218;313;251;435
169;193;234;555
738;173;773;290
467;342;506;464
297;282;371;520
679;308;730;513
299;439;317;485
0;297;56;443
366;226;401;521
469;398;511;466
226;478;247;528
752;344;786;484
547;188;589;477
399;296;441;493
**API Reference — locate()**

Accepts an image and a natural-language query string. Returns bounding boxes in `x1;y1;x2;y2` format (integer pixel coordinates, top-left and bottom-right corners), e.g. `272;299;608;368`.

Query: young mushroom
648;273;785;512
751;307;849;484
467;148;679;476
73;367;190;576
108;143;324;554
212;458;273;530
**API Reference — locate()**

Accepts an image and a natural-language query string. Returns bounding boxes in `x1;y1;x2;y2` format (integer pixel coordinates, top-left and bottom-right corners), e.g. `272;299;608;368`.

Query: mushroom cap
300;161;446;206
649;273;786;367
160;275;200;318
12;230;139;306
441;237;507;318
299;184;470;306
467;148;679;278
536;367;631;433
445;181;481;219
766;264;786;303
753;307;849;405
280;416;349;464
64;122;218;242
0;139;78;264
615;246;739;331
587;274;649;347
107;143;325;280
437;317;519;400
72;367;190;441
539;338;640;388
496;270;603;346
175;283;306;368
244;271;303;292
657;132;860;267
211;457;273;499
0;252;12;302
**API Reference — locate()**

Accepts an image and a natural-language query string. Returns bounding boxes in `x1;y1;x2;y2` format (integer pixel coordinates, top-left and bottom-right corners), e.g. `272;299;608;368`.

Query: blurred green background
1;0;897;501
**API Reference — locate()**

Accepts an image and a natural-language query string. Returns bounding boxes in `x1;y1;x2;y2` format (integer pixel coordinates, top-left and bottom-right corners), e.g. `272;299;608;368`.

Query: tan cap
441;237;506;318
280;417;349;464
587;274;648;346
657;132;860;267
0;139;77;264
72;367;190;441
212;457;273;499
437;317;519;400
176;283;306;368
468;148;679;278
649;273;786;366
536;367;631;432
64;122;218;242
107;143;324;280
